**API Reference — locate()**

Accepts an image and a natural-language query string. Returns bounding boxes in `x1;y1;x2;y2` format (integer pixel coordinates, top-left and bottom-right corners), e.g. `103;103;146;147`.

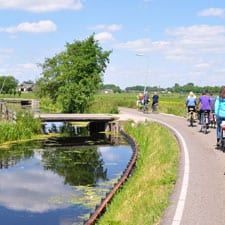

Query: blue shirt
186;96;196;107
215;96;225;118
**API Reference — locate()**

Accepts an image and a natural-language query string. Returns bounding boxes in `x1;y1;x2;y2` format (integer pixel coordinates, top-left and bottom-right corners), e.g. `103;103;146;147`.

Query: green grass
0;111;41;144
88;93;135;113
0;92;37;99
89;92;187;117
96;121;179;225
1;91;188;116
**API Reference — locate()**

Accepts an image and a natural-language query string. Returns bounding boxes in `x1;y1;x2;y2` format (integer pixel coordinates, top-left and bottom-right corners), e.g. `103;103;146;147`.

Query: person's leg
207;110;210;128
199;111;201;123
200;110;204;124
217;117;221;145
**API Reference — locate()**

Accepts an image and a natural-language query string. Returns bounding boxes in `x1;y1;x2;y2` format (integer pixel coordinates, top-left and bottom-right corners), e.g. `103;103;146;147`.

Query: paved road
117;107;225;225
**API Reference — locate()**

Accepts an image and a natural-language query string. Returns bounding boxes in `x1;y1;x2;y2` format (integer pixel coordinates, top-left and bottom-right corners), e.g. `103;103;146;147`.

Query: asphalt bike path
117;107;225;225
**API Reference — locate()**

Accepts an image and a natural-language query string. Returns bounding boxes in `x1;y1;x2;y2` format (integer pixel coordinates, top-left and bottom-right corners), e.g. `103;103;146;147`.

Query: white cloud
94;32;114;42
89;24;122;32
166;25;225;37
111;24;225;87
0;169;70;212
194;62;210;69
115;24;225;60
0;0;83;12
198;8;225;17
0;20;57;33
0;63;41;82
115;38;170;53
165;25;225;55
0;48;14;63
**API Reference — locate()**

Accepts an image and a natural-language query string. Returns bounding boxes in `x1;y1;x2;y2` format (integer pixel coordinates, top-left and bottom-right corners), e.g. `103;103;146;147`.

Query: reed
0;111;41;144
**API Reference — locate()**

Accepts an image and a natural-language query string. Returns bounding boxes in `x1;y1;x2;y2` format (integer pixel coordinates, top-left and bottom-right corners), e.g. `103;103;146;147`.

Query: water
0;136;132;225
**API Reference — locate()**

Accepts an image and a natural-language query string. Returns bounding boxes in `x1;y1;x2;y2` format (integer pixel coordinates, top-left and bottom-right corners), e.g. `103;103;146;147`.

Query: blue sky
1;0;225;89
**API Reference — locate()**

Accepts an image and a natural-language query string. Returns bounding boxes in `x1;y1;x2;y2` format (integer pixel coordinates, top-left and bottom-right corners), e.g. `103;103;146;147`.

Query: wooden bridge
0;98;120;133
34;113;120;134
34;113;119;122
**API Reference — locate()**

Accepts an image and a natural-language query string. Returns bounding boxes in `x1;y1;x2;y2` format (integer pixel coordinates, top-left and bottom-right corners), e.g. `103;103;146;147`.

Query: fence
0;99;40;122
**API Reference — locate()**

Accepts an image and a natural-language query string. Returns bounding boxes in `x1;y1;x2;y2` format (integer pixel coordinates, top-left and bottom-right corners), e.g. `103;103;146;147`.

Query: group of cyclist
136;91;159;113
186;86;225;147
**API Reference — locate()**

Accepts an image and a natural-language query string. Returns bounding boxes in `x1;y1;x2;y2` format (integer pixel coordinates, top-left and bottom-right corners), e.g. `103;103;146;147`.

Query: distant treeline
124;82;221;94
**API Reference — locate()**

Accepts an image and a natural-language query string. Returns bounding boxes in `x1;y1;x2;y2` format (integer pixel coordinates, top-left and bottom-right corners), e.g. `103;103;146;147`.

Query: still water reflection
0;136;132;225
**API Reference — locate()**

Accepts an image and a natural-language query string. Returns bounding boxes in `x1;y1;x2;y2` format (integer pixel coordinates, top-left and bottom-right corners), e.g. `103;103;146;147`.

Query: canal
0;122;132;225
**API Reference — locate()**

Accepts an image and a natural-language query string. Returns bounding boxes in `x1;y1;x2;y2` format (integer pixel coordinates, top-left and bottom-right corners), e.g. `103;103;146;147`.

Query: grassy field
90;92;187;117
0;91;188;117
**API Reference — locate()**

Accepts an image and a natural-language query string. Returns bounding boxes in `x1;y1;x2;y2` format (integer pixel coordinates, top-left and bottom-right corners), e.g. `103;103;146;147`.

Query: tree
102;84;121;93
36;35;112;112
0;76;19;94
22;80;34;84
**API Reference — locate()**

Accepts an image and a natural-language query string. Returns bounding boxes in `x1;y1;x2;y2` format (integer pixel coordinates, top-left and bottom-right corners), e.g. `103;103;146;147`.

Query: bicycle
209;112;216;128
200;110;209;134
152;103;158;113
219;120;225;152
142;102;149;114
188;107;195;127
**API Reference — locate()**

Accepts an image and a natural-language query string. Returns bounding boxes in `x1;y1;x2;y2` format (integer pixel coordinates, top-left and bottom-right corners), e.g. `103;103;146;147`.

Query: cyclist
209;93;216;127
198;90;211;127
209;93;216;112
186;91;197;120
215;86;225;146
136;92;143;110
143;91;149;112
152;91;159;112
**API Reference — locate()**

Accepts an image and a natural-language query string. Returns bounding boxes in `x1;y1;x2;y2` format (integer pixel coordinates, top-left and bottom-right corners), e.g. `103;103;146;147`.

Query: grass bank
96;121;179;225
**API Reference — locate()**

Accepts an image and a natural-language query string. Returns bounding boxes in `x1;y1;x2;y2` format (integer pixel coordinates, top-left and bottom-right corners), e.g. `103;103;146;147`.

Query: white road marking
145;117;190;225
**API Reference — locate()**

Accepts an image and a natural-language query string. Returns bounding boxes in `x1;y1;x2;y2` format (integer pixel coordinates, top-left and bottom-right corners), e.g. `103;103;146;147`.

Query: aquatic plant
0;111;41;144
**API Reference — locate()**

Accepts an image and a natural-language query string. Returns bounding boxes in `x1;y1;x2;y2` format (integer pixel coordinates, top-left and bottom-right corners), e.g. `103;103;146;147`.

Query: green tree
0;76;19;94
22;80;34;84
36;35;112;113
102;84;121;93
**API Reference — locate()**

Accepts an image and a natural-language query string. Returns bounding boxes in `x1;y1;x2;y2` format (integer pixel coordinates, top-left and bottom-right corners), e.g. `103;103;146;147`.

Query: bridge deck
35;113;119;122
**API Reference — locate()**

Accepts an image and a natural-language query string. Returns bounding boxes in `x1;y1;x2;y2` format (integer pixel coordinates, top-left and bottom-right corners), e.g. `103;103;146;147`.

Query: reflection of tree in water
0;141;39;169
41;147;107;186
0;140;107;187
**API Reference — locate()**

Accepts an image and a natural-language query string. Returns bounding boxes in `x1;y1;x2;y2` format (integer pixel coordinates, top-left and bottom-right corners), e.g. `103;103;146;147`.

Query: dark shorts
187;106;196;112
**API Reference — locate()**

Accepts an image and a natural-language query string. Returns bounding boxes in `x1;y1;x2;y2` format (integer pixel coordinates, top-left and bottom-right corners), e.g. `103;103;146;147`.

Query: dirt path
117;107;225;225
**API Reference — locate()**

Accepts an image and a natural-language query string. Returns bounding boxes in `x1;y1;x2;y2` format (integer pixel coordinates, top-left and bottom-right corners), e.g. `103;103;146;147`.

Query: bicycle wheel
200;113;204;132
221;129;225;151
203;118;207;134
204;112;209;134
221;139;225;152
190;114;194;127
143;103;148;114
